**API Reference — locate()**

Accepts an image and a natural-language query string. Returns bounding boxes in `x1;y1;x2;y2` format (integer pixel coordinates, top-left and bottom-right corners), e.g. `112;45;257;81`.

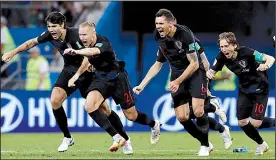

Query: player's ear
61;22;65;29
169;21;174;28
234;44;238;50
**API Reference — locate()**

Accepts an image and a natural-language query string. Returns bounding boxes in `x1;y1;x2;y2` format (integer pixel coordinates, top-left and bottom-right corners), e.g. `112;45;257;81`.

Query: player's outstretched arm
2;37;39;62
133;61;163;95
200;52;210;72
64;48;100;57
68;57;90;87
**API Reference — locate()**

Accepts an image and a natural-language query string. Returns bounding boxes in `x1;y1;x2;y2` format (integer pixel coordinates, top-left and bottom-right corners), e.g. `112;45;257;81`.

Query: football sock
180;119;204;145
108;111;129;141
208;117;225;133
241;122;264;144
53;106;71;138
196;114;209;147
134;111;156;128
88;109;117;137
258;117;275;129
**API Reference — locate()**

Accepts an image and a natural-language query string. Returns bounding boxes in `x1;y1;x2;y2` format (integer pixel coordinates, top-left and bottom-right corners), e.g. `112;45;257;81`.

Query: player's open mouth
82;41;87;45
51;33;58;38
157;28;164;34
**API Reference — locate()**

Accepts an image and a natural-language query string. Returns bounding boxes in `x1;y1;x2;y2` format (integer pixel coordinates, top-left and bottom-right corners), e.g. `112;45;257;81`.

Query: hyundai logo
1;92;24;133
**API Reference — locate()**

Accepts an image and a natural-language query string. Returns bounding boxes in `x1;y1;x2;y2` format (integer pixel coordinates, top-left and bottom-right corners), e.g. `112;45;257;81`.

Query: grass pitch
1;131;275;159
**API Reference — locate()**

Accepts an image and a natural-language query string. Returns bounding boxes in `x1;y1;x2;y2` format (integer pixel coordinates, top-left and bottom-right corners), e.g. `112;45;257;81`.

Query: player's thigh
85;77;112;103
113;72;135;110
50;87;68;109
174;103;190;122
78;71;95;98
54;68;77;97
237;91;253;120
189;69;207;101
250;93;269;121
85;90;105;113
171;81;191;108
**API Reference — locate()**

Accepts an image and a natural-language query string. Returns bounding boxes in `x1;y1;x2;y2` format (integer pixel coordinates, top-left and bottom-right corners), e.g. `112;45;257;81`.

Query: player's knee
99;105;111;116
50;97;62;109
176;114;189;122
193;109;204;118
85;101;101;113
250;120;262;128
238;119;249;127
125;112;137;121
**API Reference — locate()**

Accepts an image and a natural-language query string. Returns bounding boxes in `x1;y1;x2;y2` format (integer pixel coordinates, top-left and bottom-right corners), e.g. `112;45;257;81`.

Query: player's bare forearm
200;52;210;71
15;38;38;54
263;54;275;69
76;57;90;76
75;48;100;57
140;61;163;88
175;52;199;84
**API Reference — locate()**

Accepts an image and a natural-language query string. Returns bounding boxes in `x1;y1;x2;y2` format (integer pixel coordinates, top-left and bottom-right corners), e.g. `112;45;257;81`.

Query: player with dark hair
63;21;162;148
133;9;210;156
2;12;133;154
207;32;275;155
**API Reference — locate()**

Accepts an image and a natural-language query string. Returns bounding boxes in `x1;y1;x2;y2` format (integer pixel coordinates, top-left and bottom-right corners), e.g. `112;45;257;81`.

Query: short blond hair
218;32;239;48
80;21;96;31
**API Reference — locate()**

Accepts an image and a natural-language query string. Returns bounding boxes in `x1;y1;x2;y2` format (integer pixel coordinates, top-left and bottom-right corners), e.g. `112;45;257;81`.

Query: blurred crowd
1;1;105;28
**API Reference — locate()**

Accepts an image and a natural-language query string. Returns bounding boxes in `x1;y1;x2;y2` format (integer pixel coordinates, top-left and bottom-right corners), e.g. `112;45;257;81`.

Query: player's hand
206;69;216;79
68;74;80;87
256;64;269;71
2;51;16;62
168;80;179;93
133;85;144;95
87;64;96;72
64;48;76;55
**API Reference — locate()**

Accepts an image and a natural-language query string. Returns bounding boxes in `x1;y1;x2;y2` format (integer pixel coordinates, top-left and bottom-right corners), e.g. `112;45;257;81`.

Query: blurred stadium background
1;1;275;159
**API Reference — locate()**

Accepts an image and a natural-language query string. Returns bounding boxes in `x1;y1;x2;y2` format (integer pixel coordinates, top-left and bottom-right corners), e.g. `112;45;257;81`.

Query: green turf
1;131;275;159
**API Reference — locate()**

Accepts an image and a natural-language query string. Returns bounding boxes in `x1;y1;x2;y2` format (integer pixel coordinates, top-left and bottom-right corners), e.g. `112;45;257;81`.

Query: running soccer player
133;9;210;156
2;12;132;154
206;32;275;155
63;21;162;147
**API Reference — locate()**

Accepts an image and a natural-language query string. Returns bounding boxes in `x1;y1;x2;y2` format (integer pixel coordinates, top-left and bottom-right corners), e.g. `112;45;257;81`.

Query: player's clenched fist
63;48;76;55
2;51;16;62
206;69;216;79
133;86;144;95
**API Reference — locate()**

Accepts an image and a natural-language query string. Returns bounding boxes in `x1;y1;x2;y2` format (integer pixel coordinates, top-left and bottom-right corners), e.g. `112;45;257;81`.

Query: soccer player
133;9;210;156
2;12;132;154
63;21;162;147
206;32;275;155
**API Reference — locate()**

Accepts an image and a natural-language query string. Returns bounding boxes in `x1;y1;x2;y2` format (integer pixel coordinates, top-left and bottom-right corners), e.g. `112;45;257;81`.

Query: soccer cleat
198;146;210;156
255;141;269;155
122;138;133;155
58;137;74;152
220;125;233;150
109;137;126;152
196;142;214;155
210;98;227;123
150;120;162;145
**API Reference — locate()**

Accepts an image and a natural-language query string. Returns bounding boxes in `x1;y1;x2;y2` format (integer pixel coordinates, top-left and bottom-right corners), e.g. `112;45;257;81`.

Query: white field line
1;149;273;153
